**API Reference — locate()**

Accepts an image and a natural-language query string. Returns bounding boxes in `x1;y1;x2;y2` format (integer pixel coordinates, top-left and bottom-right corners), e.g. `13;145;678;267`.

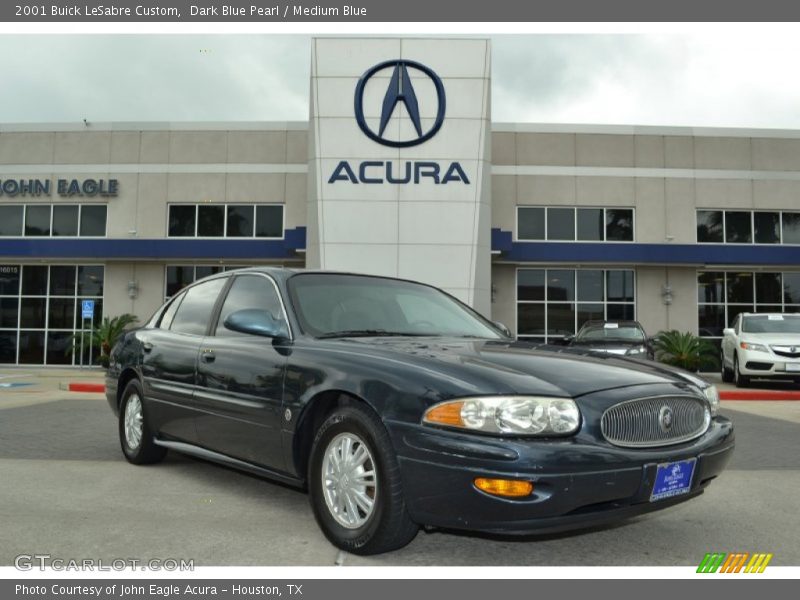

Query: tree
68;313;138;367
653;330;718;372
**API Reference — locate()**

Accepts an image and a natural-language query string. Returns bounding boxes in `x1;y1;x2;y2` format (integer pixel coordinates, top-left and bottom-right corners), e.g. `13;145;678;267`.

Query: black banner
4;0;800;22
2;579;796;600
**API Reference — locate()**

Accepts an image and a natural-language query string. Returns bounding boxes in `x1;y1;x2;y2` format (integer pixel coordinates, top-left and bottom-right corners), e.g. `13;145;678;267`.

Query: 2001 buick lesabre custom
106;268;734;555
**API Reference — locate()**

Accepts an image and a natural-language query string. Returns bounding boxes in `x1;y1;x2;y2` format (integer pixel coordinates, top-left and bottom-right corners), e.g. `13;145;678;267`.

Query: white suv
721;313;800;387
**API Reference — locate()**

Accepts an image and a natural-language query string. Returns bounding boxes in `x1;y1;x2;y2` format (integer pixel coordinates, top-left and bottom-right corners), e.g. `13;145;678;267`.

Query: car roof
739;312;800;317
193;266;444;288
580;320;643;328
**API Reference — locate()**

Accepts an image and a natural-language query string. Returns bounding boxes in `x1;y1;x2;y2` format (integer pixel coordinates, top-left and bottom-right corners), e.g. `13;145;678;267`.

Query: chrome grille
770;345;800;358
601;396;710;448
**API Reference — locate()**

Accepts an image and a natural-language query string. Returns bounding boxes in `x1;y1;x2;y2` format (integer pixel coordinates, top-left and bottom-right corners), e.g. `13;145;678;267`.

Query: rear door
194;273;289;470
140;276;228;443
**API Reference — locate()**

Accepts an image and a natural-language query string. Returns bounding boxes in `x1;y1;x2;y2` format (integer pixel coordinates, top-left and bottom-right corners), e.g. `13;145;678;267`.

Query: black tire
721;350;734;383
733;354;750;388
308;403;418;555
118;379;166;465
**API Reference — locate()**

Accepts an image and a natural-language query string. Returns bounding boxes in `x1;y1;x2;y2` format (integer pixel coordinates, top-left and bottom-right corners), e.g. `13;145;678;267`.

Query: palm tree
68;313;138;367
653;330;719;372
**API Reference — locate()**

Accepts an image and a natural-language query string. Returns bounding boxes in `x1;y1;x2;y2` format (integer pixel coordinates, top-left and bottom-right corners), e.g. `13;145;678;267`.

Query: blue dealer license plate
650;458;696;502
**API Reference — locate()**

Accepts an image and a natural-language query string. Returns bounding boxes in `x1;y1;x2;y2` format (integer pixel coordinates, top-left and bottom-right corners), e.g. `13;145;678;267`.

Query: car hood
741;333;800;344
314;337;702;398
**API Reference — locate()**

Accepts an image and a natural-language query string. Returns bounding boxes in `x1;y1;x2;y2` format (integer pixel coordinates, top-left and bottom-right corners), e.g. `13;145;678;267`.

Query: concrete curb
720;390;800;401
58;382;106;393
52;381;800;399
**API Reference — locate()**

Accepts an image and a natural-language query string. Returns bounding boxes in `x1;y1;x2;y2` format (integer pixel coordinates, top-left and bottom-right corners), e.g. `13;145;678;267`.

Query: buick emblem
354;59;446;148
659;406;674;432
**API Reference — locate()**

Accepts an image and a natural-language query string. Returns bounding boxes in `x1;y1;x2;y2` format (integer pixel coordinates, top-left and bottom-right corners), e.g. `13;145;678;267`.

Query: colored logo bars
697;552;773;573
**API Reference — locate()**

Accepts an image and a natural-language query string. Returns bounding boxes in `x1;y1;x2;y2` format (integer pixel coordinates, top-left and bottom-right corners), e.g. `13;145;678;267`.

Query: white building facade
2;36;800;365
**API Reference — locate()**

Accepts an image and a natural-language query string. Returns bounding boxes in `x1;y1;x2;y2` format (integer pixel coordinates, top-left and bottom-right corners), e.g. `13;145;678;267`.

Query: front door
194;273;289;470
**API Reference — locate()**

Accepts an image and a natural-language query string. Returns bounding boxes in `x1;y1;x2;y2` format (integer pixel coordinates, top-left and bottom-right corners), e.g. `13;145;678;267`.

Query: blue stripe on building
491;228;800;266
0;227;307;260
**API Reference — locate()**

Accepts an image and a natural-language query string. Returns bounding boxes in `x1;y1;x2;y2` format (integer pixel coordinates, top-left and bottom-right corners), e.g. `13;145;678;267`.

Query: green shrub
67;313;138;367
653;330;718;372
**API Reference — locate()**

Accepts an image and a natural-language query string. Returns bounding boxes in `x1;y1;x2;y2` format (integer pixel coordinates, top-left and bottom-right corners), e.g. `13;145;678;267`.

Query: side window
215;275;285;337
169;277;227;336
158;292;185;329
734;315;740;334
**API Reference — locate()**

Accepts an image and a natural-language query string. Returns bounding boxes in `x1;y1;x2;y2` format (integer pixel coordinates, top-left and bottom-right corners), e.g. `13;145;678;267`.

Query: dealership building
2;36;800;365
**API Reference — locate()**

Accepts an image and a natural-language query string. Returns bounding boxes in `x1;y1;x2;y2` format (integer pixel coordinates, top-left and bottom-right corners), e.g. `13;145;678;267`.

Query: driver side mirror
224;309;289;339
722;328;735;337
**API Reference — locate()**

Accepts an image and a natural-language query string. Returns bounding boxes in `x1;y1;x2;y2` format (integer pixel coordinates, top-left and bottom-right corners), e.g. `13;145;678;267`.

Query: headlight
740;341;768;353
423;396;581;436
626;345;647;355
703;385;720;417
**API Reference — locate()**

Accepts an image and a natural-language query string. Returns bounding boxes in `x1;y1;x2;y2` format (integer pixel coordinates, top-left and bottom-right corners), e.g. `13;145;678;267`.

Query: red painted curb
720;390;800;401
68;382;105;393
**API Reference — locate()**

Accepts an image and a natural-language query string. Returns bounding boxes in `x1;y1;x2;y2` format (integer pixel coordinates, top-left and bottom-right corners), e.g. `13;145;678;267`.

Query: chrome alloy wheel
321;432;378;529
124;393;144;450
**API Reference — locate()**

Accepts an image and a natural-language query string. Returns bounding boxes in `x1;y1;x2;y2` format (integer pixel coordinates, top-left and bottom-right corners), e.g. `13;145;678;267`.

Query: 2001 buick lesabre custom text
106;269;734;554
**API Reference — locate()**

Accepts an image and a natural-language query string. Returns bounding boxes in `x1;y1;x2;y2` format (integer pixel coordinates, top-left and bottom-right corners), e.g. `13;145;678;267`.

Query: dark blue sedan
106;268;734;555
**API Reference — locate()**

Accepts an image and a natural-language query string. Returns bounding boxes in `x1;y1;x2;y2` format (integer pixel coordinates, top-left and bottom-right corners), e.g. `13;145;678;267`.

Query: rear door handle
142;342;153;353
201;349;216;363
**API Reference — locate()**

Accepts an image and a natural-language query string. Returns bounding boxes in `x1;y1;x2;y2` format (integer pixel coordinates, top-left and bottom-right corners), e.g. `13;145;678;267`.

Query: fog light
474;477;533;498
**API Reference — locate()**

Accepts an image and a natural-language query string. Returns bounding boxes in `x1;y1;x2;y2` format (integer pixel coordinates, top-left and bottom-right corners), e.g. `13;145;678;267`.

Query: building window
167;204;284;239
516;268;636;342
517;207;634;242
165;264;252;299
696;210;800;244
0;205;107;237
0;264;104;365
697;270;800;346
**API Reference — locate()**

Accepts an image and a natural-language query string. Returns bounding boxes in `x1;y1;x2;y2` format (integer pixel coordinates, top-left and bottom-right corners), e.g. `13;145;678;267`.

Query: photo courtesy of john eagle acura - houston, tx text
0;38;742;555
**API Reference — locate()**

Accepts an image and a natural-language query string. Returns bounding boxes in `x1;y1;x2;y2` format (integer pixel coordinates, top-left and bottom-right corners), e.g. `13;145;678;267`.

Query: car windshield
576;324;645;342
287;273;505;339
742;315;800;333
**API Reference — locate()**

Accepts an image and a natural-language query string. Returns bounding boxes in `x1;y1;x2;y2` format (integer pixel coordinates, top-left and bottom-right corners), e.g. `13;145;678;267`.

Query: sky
1;33;799;129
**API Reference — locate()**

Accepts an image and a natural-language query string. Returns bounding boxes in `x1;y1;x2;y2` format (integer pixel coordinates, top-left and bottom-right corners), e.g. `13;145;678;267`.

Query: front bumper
737;348;800;378
387;416;734;535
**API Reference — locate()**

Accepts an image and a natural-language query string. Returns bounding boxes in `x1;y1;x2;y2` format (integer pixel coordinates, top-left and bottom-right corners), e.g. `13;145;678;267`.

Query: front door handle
201;349;216;363
142;342;153;353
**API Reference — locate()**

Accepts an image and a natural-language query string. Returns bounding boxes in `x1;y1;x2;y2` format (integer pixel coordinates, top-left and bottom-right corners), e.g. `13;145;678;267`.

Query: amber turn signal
474;477;533;498
424;401;465;427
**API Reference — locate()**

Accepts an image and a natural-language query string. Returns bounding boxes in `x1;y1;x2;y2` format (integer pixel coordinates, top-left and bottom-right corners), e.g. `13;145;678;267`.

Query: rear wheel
733;353;750;388
308;403;418;555
119;379;166;464
721;349;734;383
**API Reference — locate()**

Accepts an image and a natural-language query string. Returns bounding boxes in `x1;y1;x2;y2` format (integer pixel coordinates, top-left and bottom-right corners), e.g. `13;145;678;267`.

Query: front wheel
308;403;418;555
721;349;734;383
118;379;166;465
733;354;750;388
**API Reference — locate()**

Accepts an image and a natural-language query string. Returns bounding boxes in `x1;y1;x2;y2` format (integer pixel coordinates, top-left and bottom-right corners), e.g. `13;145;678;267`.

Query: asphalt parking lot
1;369;799;567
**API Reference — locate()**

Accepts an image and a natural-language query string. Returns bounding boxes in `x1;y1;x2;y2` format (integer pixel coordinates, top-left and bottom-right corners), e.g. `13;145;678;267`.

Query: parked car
565;320;654;359
721;312;800;387
107;268;734;555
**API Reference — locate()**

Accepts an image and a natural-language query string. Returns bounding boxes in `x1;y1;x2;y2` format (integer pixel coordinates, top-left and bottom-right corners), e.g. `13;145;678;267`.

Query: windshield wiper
317;329;431;339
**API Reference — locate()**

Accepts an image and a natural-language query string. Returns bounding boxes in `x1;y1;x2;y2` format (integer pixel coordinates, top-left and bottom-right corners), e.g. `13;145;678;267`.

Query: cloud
0;35;311;122
1;34;800;129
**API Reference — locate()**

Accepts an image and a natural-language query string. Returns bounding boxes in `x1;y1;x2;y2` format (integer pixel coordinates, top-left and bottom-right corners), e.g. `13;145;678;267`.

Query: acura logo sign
354;59;446;148
328;59;468;185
